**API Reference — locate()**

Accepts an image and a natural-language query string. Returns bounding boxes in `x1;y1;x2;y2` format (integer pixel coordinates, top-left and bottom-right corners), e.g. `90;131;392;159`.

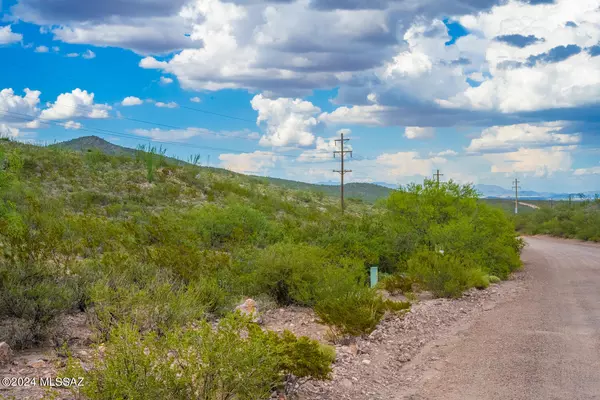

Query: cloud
297;136;345;162
219;151;282;174
375;151;447;178
132;127;209;141
404;126;435;140
155;101;178;108
133;126;260;141
12;0;192;55
34;45;49;53
82;49;96;59
319;104;388;126
0;25;22;45
160;76;174;85
466;122;581;153
190;97;201;103
40;88;112;120
441;0;600;113
0;124;21;138
434;149;459;157
62;120;82;130
66;52;79;57
0;88;41;123
51;19;193;55
573;166;600;176
121;96;143;106
251;94;321;147
484;146;575;177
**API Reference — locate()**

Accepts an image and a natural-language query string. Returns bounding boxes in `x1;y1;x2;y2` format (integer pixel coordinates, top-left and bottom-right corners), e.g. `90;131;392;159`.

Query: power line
333;131;352;213
19;99;260;143
0;109;340;162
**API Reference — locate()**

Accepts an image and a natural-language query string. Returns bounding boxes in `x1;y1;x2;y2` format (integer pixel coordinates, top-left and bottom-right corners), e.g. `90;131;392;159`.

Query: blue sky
1;0;599;192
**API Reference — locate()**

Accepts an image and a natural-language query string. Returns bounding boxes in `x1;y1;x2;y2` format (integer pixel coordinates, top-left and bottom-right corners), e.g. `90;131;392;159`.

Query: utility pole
433;169;444;186
333;132;352;213
207;155;211;167
512;178;521;215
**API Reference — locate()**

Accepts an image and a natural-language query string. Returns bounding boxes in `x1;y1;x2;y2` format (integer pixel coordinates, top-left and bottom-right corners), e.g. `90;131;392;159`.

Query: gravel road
408;236;600;400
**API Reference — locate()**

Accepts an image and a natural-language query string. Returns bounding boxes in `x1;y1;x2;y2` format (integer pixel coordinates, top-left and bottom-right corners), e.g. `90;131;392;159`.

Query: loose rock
0;342;12;365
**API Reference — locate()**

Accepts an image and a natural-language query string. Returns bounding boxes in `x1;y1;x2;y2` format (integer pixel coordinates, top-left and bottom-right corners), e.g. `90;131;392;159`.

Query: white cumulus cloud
40;89;111;120
121;96;143;106
0;25;22;45
404;126;435;140
467;122;581;153
62;120;82;130
155;101;178;108
251;94;321;148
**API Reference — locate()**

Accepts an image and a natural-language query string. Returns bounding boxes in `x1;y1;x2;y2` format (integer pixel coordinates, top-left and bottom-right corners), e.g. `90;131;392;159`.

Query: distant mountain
474;184;599;200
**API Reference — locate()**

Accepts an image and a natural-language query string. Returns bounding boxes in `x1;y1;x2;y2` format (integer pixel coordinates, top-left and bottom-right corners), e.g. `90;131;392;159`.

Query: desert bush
67;314;333;400
407;250;488;298
312;261;387;336
87;269;208;338
0;261;79;348
515;200;600;242
248;243;326;306
377;273;414;295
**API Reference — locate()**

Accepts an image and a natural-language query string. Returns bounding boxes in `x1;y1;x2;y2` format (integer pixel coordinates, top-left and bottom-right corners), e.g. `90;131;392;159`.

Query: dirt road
519;201;540;209
407;236;600;400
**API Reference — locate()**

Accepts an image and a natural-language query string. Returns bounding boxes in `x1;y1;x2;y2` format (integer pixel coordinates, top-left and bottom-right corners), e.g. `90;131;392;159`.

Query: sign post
370;266;379;288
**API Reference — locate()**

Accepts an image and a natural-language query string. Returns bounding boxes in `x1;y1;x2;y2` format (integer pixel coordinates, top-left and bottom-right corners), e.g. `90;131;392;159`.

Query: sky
1;0;600;192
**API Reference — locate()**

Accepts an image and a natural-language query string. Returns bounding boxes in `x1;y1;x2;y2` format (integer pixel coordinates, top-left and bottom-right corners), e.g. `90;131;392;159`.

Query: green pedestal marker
370;266;378;288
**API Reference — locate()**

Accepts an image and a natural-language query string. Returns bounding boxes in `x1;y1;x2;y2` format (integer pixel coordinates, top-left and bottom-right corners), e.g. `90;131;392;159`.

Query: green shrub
86;264;209;337
249;243;326;306
407;250;489;298
0;261;79;348
378;273;413;294
67;314;333;400
312;262;387;336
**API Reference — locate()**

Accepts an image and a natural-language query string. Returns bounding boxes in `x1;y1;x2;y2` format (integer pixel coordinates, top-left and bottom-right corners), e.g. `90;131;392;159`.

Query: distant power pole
512;178;521;215
433;169;444;186
333;132;352;213
207;155;211;167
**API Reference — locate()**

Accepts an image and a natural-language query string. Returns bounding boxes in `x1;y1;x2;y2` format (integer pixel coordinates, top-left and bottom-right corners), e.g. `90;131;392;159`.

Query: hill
53;136;393;203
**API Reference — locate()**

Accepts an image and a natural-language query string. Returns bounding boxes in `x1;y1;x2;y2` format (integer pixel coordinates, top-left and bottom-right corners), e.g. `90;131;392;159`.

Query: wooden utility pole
333;132;352;213
512;178;521;215
433;169;444;185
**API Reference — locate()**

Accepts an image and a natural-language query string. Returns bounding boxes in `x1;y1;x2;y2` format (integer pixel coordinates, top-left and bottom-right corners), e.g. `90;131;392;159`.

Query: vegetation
66;314;334;400
0;138;523;396
514;199;600;242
